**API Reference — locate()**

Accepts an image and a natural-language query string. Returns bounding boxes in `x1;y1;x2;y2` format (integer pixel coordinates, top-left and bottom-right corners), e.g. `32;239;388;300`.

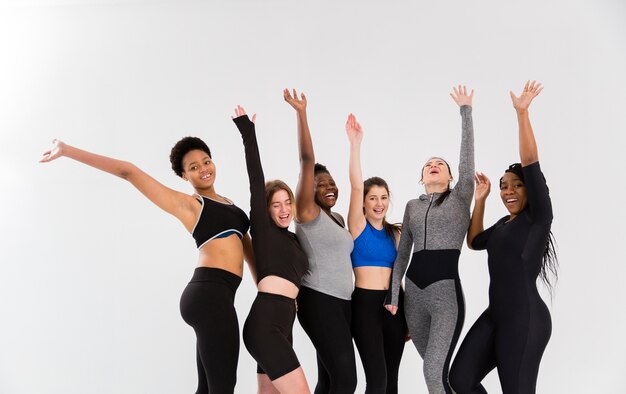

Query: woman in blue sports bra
40;137;254;394
345;114;407;394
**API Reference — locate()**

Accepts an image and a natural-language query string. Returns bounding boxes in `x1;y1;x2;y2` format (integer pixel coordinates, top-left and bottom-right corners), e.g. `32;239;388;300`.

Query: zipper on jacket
423;193;435;249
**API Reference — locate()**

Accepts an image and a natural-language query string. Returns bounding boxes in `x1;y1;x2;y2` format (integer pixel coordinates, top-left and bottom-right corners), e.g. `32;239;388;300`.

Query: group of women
40;80;557;394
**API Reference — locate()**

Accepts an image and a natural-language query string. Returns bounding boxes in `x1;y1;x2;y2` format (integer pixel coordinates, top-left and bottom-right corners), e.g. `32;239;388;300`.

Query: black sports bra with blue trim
191;194;250;249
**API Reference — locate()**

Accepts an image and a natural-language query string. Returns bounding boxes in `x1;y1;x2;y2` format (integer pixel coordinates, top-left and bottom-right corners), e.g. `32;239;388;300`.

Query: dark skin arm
284;88;320;223
510;80;542;166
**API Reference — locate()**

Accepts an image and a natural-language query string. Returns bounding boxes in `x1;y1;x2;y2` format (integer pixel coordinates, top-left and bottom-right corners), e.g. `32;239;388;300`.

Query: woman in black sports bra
40;137;254;394
231;105;311;394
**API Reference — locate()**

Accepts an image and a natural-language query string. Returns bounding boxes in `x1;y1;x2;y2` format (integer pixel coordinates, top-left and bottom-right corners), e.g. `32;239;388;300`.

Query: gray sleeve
453;105;475;204
386;201;414;306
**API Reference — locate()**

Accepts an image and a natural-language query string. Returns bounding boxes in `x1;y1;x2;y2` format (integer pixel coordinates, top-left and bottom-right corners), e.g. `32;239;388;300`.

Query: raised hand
232;105;256;123
345;113;363;145
283;88;307;113
474;171;491;202
40;139;65;163
510;80;543;112
450;85;474;107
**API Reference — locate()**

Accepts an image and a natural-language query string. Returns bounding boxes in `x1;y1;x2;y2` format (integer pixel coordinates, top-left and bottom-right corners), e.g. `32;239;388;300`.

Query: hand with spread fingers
450;84;474;107
283;88;307;113
510;80;543;112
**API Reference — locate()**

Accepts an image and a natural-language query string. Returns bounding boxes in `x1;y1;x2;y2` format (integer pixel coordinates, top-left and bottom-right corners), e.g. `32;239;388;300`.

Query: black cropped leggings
243;292;301;380
297;286;357;394
180;267;241;394
352;288;407;394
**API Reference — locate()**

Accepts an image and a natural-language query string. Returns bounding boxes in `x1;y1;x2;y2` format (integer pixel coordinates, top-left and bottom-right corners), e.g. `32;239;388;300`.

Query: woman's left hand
510;80;543;112
231;105;256;123
450;85;474;107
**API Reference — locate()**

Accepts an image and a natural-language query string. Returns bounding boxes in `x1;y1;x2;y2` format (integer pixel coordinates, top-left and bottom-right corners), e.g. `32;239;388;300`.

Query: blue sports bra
191;194;250;249
351;221;397;268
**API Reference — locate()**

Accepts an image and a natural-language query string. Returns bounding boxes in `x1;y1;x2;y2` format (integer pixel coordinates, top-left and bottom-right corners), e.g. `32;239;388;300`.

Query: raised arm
345;113;367;239
284;88;319;223
467;172;490;249
450;85;475;202
510;80;542;166
231;106;269;232
40;140;197;229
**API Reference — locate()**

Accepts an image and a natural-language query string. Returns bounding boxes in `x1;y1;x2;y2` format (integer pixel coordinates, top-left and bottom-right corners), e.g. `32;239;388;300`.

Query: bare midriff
196;234;245;277
354;266;392;290
257;275;299;299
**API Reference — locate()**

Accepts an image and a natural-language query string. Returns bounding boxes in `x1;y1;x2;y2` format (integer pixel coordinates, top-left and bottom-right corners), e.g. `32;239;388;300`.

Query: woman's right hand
345;113;363;145
40;139;65;163
283;88;307;113
385;304;398;315
474;171;491;202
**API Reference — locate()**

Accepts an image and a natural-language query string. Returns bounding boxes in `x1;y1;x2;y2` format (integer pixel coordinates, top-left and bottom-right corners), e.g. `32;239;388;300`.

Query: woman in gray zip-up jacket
385;85;475;394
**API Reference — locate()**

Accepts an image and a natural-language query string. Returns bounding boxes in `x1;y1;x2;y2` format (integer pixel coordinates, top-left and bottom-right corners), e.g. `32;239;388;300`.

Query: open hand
40;139;65;163
231;105;256;123
474;171;491;202
283;88;307;112
510;80;543;112
450;85;474;107
345;113;363;145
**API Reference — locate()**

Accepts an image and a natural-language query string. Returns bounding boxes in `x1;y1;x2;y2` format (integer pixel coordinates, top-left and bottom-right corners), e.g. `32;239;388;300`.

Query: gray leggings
404;278;465;393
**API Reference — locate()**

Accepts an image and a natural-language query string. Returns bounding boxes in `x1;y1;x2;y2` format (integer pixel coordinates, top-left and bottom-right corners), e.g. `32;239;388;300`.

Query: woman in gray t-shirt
284;88;357;394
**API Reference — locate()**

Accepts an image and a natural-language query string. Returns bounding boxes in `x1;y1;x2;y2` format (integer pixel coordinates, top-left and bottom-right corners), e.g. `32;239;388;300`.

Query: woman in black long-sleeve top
449;81;558;393
232;106;311;394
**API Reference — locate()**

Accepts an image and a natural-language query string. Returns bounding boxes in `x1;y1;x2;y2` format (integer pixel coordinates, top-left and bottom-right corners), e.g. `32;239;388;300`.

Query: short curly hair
314;163;330;176
169;137;212;177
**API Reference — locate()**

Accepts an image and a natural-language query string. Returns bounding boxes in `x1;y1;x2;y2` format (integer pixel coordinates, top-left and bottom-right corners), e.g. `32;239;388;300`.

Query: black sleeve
233;115;270;234
471;222;497;250
522;162;553;224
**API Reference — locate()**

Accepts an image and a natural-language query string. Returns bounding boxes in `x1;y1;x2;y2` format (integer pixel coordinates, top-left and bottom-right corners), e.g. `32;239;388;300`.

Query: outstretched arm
510;80;542;166
284;88;319;223
40;140;196;229
346;113;367;239
450;85;475;202
467;172;490;249
231;105;269;231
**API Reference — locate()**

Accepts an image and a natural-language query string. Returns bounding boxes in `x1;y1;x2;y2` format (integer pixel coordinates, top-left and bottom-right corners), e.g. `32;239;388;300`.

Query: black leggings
297;286;357;394
352;288;407;394
449;306;551;393
180;267;241;394
243;292;300;380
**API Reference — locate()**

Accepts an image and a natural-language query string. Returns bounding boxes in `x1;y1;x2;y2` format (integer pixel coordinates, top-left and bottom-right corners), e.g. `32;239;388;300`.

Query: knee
331;368;357;393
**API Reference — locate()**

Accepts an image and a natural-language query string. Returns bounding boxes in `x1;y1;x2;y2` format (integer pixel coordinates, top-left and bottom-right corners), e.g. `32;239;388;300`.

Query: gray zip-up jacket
387;105;474;306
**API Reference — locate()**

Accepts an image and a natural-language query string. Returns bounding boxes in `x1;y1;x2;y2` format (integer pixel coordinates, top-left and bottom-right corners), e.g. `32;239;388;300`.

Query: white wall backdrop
1;0;625;392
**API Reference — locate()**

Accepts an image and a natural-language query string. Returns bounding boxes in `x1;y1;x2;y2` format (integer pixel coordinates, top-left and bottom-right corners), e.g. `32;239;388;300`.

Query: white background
1;0;625;392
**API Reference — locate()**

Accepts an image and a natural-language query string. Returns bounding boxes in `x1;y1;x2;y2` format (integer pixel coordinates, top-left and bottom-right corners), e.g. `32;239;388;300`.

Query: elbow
117;161;136;180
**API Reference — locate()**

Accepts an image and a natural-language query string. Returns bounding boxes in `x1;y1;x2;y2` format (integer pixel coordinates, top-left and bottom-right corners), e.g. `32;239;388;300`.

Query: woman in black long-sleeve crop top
232;106;311;394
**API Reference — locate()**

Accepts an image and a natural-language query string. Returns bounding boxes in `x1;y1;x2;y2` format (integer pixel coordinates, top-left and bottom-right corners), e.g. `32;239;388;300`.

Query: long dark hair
363;177;402;239
504;163;559;296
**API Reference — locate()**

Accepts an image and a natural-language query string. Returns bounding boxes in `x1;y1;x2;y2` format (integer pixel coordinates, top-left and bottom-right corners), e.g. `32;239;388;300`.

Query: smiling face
314;172;339;209
181;149;216;190
268;189;293;228
499;172;528;218
364;185;389;222
421;157;452;190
